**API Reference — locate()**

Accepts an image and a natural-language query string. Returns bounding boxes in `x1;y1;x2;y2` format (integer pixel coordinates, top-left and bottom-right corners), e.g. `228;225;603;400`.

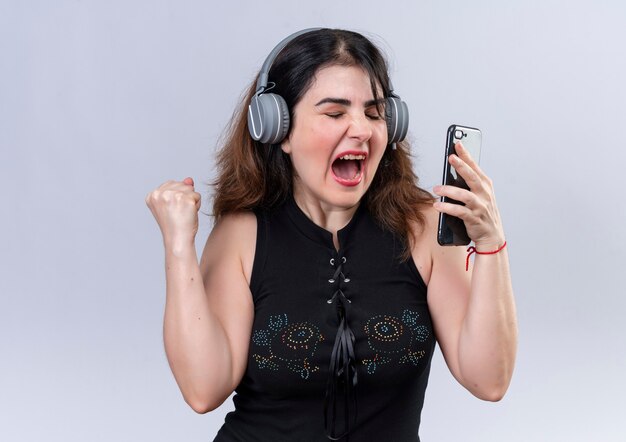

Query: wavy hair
211;28;434;258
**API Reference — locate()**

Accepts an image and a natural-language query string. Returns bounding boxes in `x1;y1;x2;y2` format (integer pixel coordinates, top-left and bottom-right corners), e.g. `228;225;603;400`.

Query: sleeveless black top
214;196;435;442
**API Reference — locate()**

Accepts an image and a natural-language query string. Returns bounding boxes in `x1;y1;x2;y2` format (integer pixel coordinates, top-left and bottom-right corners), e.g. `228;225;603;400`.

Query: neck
292;189;359;250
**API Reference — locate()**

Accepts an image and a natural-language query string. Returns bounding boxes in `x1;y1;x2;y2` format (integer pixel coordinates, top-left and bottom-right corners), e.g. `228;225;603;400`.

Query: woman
146;28;517;441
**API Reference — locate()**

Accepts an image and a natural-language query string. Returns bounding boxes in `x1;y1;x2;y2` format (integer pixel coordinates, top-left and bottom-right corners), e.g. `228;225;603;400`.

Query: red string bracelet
466;241;507;271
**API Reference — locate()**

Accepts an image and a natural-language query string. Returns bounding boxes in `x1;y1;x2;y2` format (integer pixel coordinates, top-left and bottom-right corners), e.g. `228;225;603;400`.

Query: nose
346;114;373;143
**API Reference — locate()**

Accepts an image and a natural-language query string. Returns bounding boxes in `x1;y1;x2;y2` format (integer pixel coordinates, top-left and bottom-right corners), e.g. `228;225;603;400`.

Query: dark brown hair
212;28;434;258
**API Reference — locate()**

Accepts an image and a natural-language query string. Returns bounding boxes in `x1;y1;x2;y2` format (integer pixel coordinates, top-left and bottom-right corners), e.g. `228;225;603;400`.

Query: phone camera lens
454;129;465;140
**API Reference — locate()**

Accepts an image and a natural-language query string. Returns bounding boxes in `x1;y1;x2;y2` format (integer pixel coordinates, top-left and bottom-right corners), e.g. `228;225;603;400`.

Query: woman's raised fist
145;177;201;247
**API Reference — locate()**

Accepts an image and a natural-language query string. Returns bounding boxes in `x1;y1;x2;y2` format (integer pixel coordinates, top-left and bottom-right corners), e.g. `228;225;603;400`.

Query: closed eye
325;113;344;119
326;112;382;120
366;105;384;120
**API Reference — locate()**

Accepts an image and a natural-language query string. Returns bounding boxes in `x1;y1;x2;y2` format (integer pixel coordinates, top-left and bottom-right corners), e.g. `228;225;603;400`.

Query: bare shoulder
199;211;257;286
409;203;440;286
410;203;470;285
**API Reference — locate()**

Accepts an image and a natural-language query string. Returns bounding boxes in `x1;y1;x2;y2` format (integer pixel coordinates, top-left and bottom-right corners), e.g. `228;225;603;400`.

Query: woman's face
281;65;388;211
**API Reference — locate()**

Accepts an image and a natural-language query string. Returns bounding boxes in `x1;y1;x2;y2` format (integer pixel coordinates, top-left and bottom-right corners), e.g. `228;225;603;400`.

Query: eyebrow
314;97;386;107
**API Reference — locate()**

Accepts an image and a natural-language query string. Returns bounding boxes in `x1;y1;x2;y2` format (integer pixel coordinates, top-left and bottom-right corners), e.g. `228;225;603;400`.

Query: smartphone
437;124;482;246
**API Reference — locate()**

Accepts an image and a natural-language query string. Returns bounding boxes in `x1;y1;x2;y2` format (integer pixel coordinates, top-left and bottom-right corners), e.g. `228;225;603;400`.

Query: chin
328;185;368;209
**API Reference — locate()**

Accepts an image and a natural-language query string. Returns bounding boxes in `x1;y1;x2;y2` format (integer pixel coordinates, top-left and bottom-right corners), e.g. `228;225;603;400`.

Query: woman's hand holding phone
433;142;505;250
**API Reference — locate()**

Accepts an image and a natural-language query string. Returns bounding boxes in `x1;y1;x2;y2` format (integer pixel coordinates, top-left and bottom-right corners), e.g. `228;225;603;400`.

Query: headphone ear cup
247;93;290;144
273;94;290;144
385;96;409;144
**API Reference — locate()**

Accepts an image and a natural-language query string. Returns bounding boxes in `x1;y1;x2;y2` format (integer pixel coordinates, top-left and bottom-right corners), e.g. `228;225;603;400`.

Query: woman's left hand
428;142;517;401
432;142;505;249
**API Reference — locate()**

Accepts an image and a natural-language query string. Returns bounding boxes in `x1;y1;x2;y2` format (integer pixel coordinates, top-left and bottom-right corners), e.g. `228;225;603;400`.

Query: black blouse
214;196;435;442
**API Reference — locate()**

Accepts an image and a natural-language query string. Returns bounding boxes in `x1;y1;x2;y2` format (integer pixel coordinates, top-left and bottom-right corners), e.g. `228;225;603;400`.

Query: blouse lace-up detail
324;254;358;441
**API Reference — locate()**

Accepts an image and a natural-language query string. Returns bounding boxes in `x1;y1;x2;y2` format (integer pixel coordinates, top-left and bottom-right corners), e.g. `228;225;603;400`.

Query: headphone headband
255;28;322;93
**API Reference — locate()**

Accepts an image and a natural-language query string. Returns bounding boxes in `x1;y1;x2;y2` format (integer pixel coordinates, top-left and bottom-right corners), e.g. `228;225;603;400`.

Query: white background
1;0;625;440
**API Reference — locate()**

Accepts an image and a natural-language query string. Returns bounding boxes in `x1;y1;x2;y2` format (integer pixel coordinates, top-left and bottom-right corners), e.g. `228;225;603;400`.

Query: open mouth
331;152;366;186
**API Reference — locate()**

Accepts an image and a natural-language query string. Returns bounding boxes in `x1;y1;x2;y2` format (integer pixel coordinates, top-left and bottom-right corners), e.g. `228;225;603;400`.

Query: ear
280;137;292;154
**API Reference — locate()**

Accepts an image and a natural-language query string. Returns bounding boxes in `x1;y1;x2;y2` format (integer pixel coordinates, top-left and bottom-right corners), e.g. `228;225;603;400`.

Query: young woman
146;28;517;441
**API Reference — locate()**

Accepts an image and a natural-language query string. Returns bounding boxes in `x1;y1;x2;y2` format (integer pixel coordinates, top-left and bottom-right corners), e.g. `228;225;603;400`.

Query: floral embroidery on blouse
252;314;325;379
361;309;430;374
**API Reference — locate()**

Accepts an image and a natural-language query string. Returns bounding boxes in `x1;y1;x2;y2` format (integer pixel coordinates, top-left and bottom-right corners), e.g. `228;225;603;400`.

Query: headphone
247;28;409;147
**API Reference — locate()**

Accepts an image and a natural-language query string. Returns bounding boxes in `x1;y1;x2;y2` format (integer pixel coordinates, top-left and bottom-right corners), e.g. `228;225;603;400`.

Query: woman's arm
162;213;255;413
146;179;255;413
425;143;518;400
426;228;517;400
